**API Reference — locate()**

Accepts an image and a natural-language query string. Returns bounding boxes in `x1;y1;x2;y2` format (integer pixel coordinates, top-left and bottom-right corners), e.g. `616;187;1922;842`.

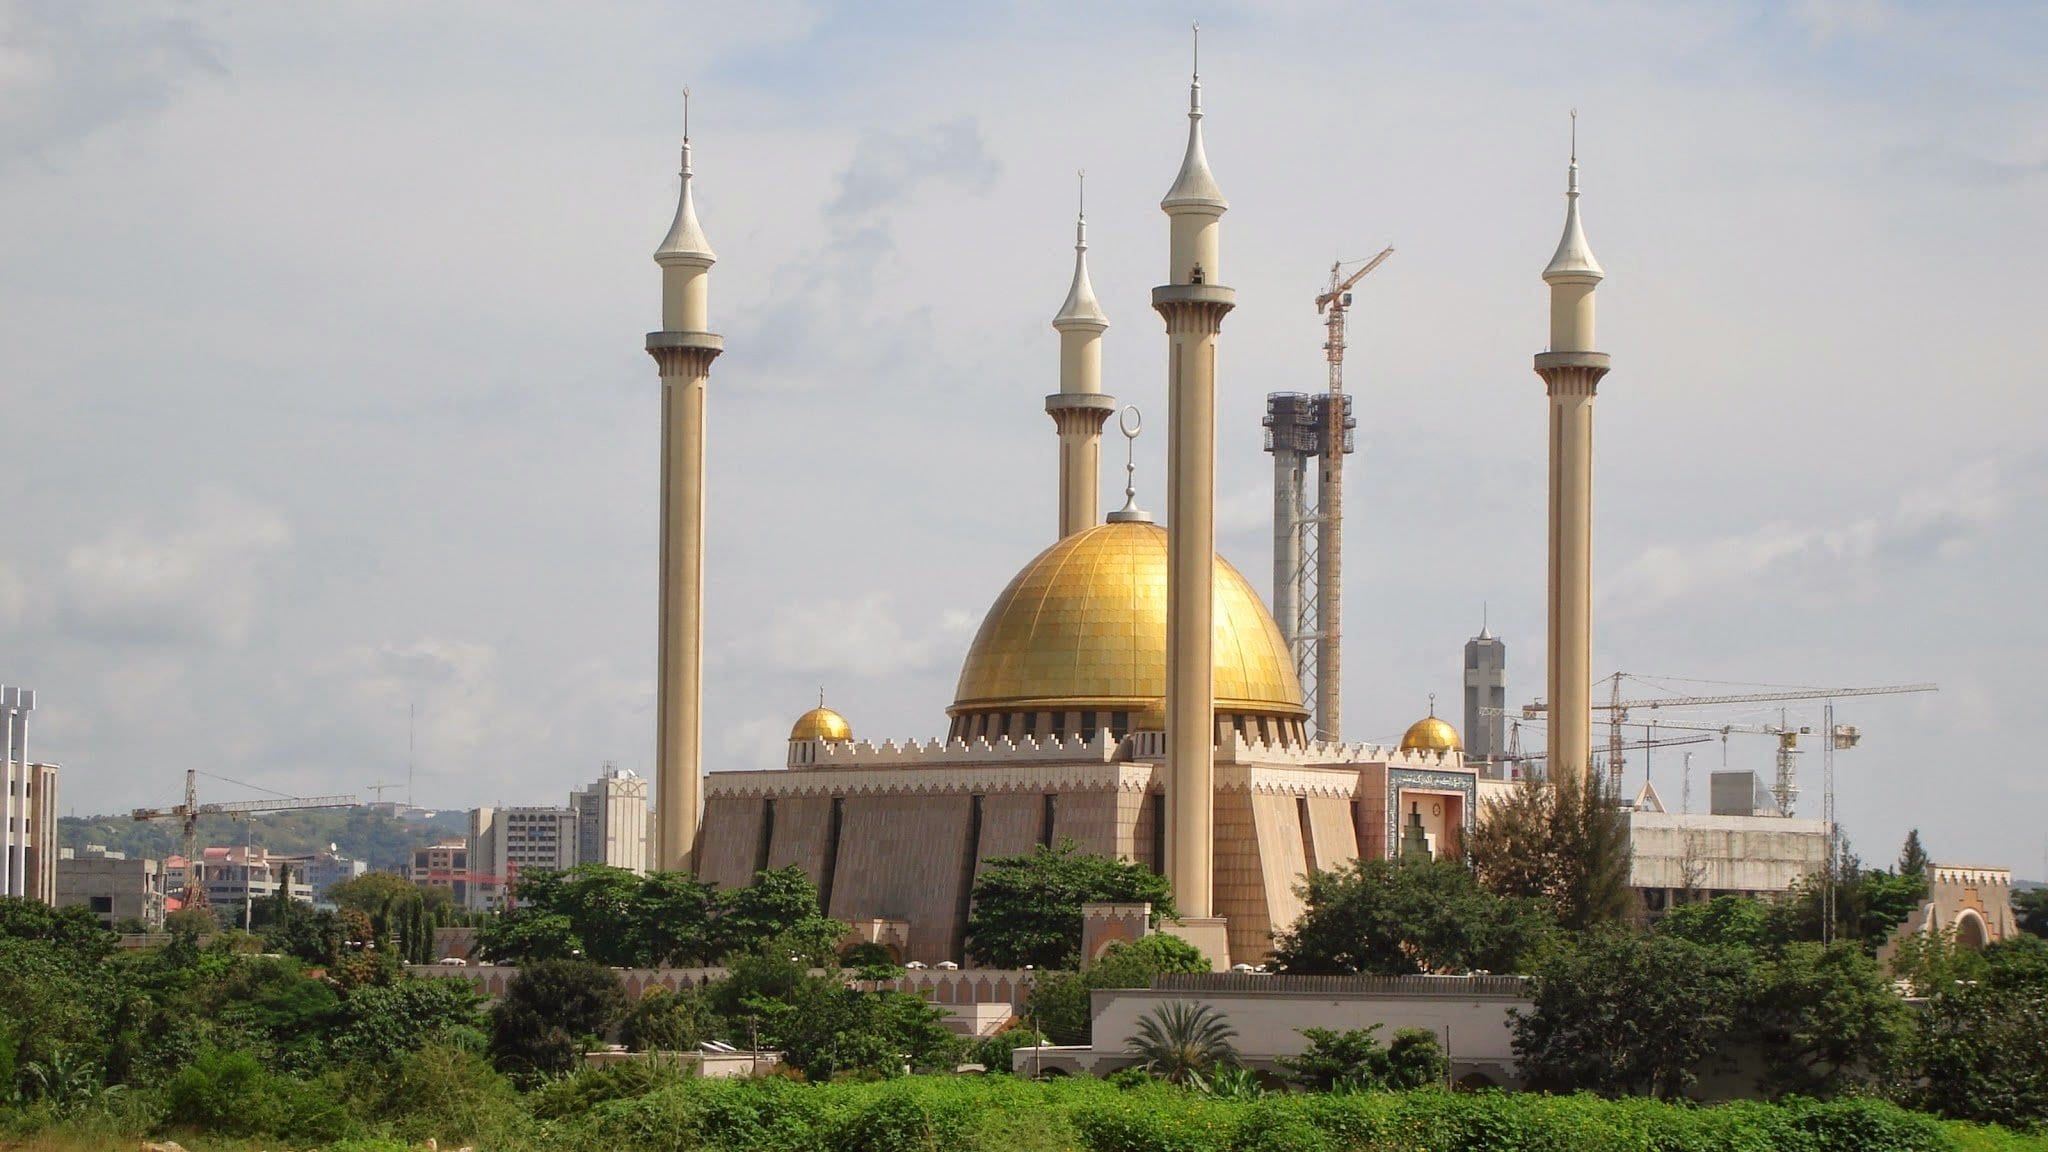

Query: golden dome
789;706;852;743
1400;714;1462;753
950;521;1306;719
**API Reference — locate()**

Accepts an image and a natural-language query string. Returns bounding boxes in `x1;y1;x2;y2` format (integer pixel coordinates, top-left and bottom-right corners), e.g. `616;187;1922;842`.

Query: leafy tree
476;910;581;964
1273;855;1553;976
1655;894;1774;951
1278;1024;1448;1091
1125;1000;1237;1087
1513;930;1753;1099
166;905;219;936
619;985;720;1053
487;958;625;1082
965;840;1176;969
1027;935;1210;1045
1469;769;1633;930
2016;887;2048;939
636;872;720;966
330;977;487;1065
1750;941;1913;1099
0;898;118;962
1897;829;1930;880
326;872;424;915
1909;936;2048;1129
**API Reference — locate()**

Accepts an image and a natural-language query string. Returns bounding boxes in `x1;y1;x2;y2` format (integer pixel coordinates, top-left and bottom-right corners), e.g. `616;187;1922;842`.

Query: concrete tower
1463;615;1507;767
1048;175;1116;539
1153;37;1233;919
1533;120;1609;785
646;108;722;872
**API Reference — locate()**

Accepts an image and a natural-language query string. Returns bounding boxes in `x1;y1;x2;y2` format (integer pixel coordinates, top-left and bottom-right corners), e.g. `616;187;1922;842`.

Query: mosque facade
644;57;1595;968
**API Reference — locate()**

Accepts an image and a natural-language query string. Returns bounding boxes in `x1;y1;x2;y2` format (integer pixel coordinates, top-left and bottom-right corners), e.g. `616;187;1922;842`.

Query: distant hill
61;807;471;872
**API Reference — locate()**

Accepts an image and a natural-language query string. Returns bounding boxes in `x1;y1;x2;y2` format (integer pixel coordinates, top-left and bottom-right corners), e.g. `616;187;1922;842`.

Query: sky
1;0;2044;876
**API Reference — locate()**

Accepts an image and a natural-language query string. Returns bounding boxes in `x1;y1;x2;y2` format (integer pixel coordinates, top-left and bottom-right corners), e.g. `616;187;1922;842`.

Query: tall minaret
1047;173;1116;539
1533;115;1609;786
1153;29;1233;919
646;97;722;873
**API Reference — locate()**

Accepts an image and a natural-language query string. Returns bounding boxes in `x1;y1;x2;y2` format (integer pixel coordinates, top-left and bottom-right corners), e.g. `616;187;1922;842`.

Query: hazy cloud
1605;461;2006;617
56;490;290;647
0;0;222;167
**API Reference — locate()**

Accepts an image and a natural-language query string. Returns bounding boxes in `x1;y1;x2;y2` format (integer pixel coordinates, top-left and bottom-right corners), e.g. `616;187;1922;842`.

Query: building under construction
1265;251;1389;743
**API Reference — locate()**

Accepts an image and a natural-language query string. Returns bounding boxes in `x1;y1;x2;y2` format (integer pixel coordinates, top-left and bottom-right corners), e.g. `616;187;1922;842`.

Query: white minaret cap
1160;27;1227;211
1542;115;1602;284
655;101;716;267
1053;173;1109;330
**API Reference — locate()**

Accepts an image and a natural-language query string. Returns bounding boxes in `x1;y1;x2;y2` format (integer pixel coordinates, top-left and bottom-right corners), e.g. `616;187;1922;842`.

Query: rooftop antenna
407;701;415;807
1192;20;1200;80
1078;168;1085;219
1107;405;1151;523
683;86;691;144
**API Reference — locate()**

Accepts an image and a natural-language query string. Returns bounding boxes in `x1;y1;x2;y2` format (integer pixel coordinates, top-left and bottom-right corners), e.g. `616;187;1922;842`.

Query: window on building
90;896;113;914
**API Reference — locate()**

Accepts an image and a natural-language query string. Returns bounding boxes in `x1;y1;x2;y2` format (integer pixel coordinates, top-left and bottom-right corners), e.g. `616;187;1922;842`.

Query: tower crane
1298;246;1393;742
132;769;356;909
1518;677;1936;814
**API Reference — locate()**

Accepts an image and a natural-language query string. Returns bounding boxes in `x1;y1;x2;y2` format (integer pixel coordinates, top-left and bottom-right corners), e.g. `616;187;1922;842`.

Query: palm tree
1125;1000;1239;1088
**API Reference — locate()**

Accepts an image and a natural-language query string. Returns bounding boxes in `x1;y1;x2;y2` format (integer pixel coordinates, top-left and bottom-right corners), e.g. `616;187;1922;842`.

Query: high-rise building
573;766;649;874
467;806;576;910
1463;621;1508;770
1;686;57;904
300;850;368;900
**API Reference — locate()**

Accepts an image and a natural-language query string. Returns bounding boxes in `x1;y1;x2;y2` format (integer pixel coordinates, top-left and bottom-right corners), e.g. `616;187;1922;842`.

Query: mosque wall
1052;790;1128;860
698;797;767;891
766;796;835;879
1305;795;1359;871
976;793;1049;870
827;795;976;966
1213;789;1272;963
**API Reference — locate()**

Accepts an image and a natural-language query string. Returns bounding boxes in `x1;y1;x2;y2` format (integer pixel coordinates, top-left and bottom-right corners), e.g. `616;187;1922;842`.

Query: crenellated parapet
786;726;1126;768
708;759;1158;800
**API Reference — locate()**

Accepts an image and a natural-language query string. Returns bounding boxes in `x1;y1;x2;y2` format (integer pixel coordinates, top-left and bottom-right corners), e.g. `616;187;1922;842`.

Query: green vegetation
60;806;470;872
966;839;1177;969
477;863;845;968
1027;935;1212;1045
1123;1001;1238;1087
1271;855;1552;975
1467;768;1634;930
1278;1026;1448;1092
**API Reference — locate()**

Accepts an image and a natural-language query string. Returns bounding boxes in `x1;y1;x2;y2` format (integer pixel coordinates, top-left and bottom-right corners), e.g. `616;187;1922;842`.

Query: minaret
646;97;722;873
1533;115;1609;786
1047;173;1116;539
1153;29;1233;919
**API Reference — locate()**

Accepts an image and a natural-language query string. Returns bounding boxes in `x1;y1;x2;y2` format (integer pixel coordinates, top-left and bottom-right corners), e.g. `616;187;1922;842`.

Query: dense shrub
161;1047;354;1142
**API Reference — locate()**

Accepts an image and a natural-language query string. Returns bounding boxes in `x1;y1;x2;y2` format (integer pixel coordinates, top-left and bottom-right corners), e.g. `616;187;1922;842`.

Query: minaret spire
1533;111;1613;787
647;90;725;872
1048;170;1116;538
1154;33;1237;943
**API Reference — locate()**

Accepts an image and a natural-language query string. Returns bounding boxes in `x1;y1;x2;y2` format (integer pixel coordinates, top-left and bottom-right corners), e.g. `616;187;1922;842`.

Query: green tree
326;872;424;915
636;872;720;966
1897;829;1930;880
1750;941;1913;1099
1279;1025;1393;1090
1513;930;1753;1098
2015;887;2048;938
476;910;581;964
1655;894;1773;951
714;865;839;962
1909;936;2048;1129
1272;855;1553;976
1027;935;1210;1045
487;958;625;1082
330;977;487;1065
965;840;1176;969
1468;769;1634;930
1125;1000;1237;1087
619;986;719;1052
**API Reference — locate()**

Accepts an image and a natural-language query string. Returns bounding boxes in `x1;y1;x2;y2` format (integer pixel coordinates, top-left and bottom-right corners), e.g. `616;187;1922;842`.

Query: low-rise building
573;766;649;874
301;850;368;900
409;839;472;907
55;846;168;929
196;846;314;912
1626;774;1832;918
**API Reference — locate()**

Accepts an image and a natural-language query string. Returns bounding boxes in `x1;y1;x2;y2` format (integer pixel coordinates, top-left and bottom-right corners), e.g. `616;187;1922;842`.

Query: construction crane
131;769;356;910
1518;677;1936;813
365;782;404;803
1265;247;1394;744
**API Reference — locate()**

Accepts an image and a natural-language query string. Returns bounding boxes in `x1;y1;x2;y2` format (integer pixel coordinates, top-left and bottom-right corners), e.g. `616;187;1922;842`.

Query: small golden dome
789;706;852;743
1400;714;1462;753
950;520;1305;719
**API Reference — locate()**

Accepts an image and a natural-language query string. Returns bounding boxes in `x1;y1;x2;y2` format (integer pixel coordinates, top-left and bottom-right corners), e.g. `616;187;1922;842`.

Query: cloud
827;119;999;219
57;490;290;647
749;590;976;679
0;1;223;167
1791;0;1905;41
1605;461;2006;617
